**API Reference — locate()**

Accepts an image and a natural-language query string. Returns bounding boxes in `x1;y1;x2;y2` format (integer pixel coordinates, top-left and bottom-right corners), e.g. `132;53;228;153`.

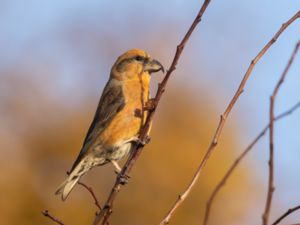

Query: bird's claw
143;135;151;145
143;98;156;111
134;135;151;147
118;173;130;185
114;168;130;185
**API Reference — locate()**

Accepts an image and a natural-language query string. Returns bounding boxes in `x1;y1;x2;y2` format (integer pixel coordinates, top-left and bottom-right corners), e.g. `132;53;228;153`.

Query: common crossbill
55;49;164;200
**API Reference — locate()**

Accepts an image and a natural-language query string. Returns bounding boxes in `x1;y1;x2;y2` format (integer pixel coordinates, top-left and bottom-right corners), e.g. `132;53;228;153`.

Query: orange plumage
55;49;164;200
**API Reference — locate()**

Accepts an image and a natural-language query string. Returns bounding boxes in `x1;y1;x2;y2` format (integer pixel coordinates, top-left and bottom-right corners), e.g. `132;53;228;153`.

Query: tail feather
55;158;91;201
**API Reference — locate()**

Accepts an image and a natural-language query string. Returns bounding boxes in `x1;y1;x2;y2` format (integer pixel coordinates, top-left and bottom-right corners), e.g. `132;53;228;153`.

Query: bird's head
111;49;164;80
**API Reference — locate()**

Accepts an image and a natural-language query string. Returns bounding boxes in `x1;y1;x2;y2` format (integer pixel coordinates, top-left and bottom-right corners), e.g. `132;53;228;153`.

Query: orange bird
55;49;164;200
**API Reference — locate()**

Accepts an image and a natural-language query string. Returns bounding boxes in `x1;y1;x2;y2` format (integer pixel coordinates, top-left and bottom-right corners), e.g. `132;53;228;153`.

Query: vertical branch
160;11;300;225
91;1;212;225
262;40;300;225
202;101;300;225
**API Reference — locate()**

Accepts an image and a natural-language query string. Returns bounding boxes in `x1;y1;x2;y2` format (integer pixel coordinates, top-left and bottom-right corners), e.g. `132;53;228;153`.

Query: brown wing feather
70;79;125;171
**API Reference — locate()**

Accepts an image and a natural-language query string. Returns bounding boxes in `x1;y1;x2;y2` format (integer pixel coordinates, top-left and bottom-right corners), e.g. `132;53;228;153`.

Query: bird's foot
133;136;151;147
143;98;156;111
114;170;130;185
111;160;130;185
118;173;130;185
142;135;151;145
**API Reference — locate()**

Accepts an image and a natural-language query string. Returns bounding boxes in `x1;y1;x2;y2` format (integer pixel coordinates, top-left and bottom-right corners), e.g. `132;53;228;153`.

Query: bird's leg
111;160;130;185
111;160;122;174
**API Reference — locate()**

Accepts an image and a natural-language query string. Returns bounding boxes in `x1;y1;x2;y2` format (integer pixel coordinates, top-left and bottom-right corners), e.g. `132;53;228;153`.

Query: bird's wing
70;78;125;172
83;79;125;145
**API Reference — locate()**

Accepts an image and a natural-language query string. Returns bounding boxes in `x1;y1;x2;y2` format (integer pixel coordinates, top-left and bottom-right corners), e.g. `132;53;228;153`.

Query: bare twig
43;182;107;225
262;41;300;225
78;181;102;210
42;210;65;225
92;1;212;225
272;205;300;225
159;11;300;225
202;101;300;225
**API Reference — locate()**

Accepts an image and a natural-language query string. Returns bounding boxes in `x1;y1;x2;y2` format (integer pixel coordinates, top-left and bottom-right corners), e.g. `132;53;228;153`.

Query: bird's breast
100;76;150;147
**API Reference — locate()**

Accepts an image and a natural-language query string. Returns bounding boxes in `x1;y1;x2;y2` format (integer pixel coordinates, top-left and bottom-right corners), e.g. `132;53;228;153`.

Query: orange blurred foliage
0;5;265;223
0;74;260;225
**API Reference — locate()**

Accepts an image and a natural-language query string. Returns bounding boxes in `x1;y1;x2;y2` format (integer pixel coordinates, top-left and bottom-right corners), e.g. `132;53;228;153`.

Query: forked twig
262;40;300;225
92;1;212;225
272;205;300;225
203;101;300;225
159;10;300;225
42;210;65;225
43;181;106;225
78;181;102;210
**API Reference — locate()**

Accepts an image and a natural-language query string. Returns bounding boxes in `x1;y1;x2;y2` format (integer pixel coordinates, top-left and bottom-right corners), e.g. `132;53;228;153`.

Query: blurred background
0;1;300;225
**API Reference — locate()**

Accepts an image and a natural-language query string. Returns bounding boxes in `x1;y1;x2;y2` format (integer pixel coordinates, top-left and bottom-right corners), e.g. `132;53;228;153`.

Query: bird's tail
55;158;91;201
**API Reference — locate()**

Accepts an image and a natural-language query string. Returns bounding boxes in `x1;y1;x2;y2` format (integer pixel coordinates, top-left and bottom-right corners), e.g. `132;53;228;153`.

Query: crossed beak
144;58;165;74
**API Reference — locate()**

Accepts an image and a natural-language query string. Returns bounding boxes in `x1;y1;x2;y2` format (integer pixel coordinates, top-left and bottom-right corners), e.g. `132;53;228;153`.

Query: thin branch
202;101;300;225
262;40;300;225
42;210;65;225
272;205;300;225
78;181;102;211
43;183;107;225
159;10;300;225
202;39;300;225
92;1;212;225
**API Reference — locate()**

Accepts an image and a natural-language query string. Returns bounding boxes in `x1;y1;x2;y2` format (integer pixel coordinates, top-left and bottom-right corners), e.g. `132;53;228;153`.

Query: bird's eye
135;56;144;61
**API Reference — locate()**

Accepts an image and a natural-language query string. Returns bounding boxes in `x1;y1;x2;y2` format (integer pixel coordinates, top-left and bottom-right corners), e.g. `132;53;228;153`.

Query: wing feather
70;78;125;171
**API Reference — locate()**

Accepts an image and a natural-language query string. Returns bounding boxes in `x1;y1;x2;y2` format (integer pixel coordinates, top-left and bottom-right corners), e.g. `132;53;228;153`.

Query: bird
55;49;164;200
